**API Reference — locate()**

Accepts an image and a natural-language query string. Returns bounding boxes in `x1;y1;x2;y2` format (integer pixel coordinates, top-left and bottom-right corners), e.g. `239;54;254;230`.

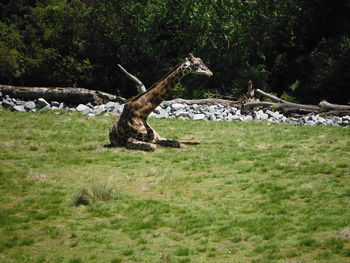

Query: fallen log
171;98;241;107
243;100;321;112
246;88;350;116
281;108;317;116
0;85;125;105
324;110;350;117
243;101;276;108
203;92;236;100
249;88;321;111
319;100;350;111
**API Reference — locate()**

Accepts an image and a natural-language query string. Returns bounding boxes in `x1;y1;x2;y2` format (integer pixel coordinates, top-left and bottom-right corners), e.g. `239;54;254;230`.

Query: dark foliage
1;0;349;103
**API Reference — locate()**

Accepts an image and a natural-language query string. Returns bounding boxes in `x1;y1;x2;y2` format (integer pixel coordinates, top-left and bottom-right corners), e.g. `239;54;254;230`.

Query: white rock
161;101;172;108
265;109;276;117
208;105;217;114
149;112;157;118
306;120;316;126
95;106;107;115
155;110;169;119
1;100;14;108
37;98;50;109
41;104;51;110
175;111;189;118
191;104;199;110
153;106;163;114
192;114;207;120
318;117;326;125
76;104;90;112
13;105;26;112
15;100;26;105
24;101;36;111
82;108;91;115
209;113;216;121
51;101;60;107
326;119;334;126
171;103;185;110
226;113;233;121
243;115;253;121
106;102;118;112
332;116;342;124
256;110;269;120
59;102;67;109
222;109;230;116
231;115;244;121
116;104;124;113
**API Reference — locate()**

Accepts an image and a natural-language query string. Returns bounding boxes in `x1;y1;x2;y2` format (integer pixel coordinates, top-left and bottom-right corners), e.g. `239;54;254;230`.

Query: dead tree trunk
0;85;125;105
318;100;350;111
246;80;257;102
244;88;350;115
243;88;321;113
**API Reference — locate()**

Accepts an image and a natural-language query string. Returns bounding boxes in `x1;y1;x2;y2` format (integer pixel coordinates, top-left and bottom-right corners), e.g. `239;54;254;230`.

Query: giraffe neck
130;62;188;117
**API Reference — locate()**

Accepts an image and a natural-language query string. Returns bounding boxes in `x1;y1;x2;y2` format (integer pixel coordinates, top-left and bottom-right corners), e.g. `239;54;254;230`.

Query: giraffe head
182;53;213;77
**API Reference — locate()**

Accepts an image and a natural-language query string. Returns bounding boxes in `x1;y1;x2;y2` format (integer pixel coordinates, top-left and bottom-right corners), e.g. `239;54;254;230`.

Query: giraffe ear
189;53;195;60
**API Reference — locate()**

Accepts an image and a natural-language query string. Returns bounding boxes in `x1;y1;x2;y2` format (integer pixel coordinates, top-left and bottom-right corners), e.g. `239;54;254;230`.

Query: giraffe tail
179;141;201;145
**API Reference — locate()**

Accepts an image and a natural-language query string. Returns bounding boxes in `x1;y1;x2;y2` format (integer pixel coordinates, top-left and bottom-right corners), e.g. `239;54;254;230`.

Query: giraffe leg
154;136;181;148
126;137;157;152
147;125;180;148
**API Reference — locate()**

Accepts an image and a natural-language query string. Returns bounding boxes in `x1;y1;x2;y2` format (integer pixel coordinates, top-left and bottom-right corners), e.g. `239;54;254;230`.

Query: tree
1;0;349;103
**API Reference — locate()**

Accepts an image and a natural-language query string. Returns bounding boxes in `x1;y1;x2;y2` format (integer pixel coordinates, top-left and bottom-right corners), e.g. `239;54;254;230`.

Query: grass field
0;110;349;263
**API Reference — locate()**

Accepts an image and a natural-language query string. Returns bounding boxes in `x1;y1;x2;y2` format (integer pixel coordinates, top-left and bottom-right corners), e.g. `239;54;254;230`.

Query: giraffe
109;53;213;151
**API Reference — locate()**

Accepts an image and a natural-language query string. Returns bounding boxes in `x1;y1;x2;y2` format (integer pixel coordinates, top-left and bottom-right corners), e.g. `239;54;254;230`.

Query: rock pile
0;92;349;126
149;102;349;126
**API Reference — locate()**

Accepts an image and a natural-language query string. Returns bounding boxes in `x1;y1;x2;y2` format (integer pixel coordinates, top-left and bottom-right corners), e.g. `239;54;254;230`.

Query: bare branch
117;64;146;93
255;89;321;111
256;89;286;103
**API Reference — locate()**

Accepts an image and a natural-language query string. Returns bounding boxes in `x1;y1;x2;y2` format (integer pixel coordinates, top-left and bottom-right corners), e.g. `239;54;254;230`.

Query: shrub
73;181;120;206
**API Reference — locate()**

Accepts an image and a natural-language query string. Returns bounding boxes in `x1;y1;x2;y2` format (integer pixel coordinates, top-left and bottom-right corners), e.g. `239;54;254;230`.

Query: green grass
0;110;349;263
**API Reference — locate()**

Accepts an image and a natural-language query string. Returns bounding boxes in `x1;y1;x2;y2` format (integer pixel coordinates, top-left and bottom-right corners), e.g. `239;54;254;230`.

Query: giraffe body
109;54;212;151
